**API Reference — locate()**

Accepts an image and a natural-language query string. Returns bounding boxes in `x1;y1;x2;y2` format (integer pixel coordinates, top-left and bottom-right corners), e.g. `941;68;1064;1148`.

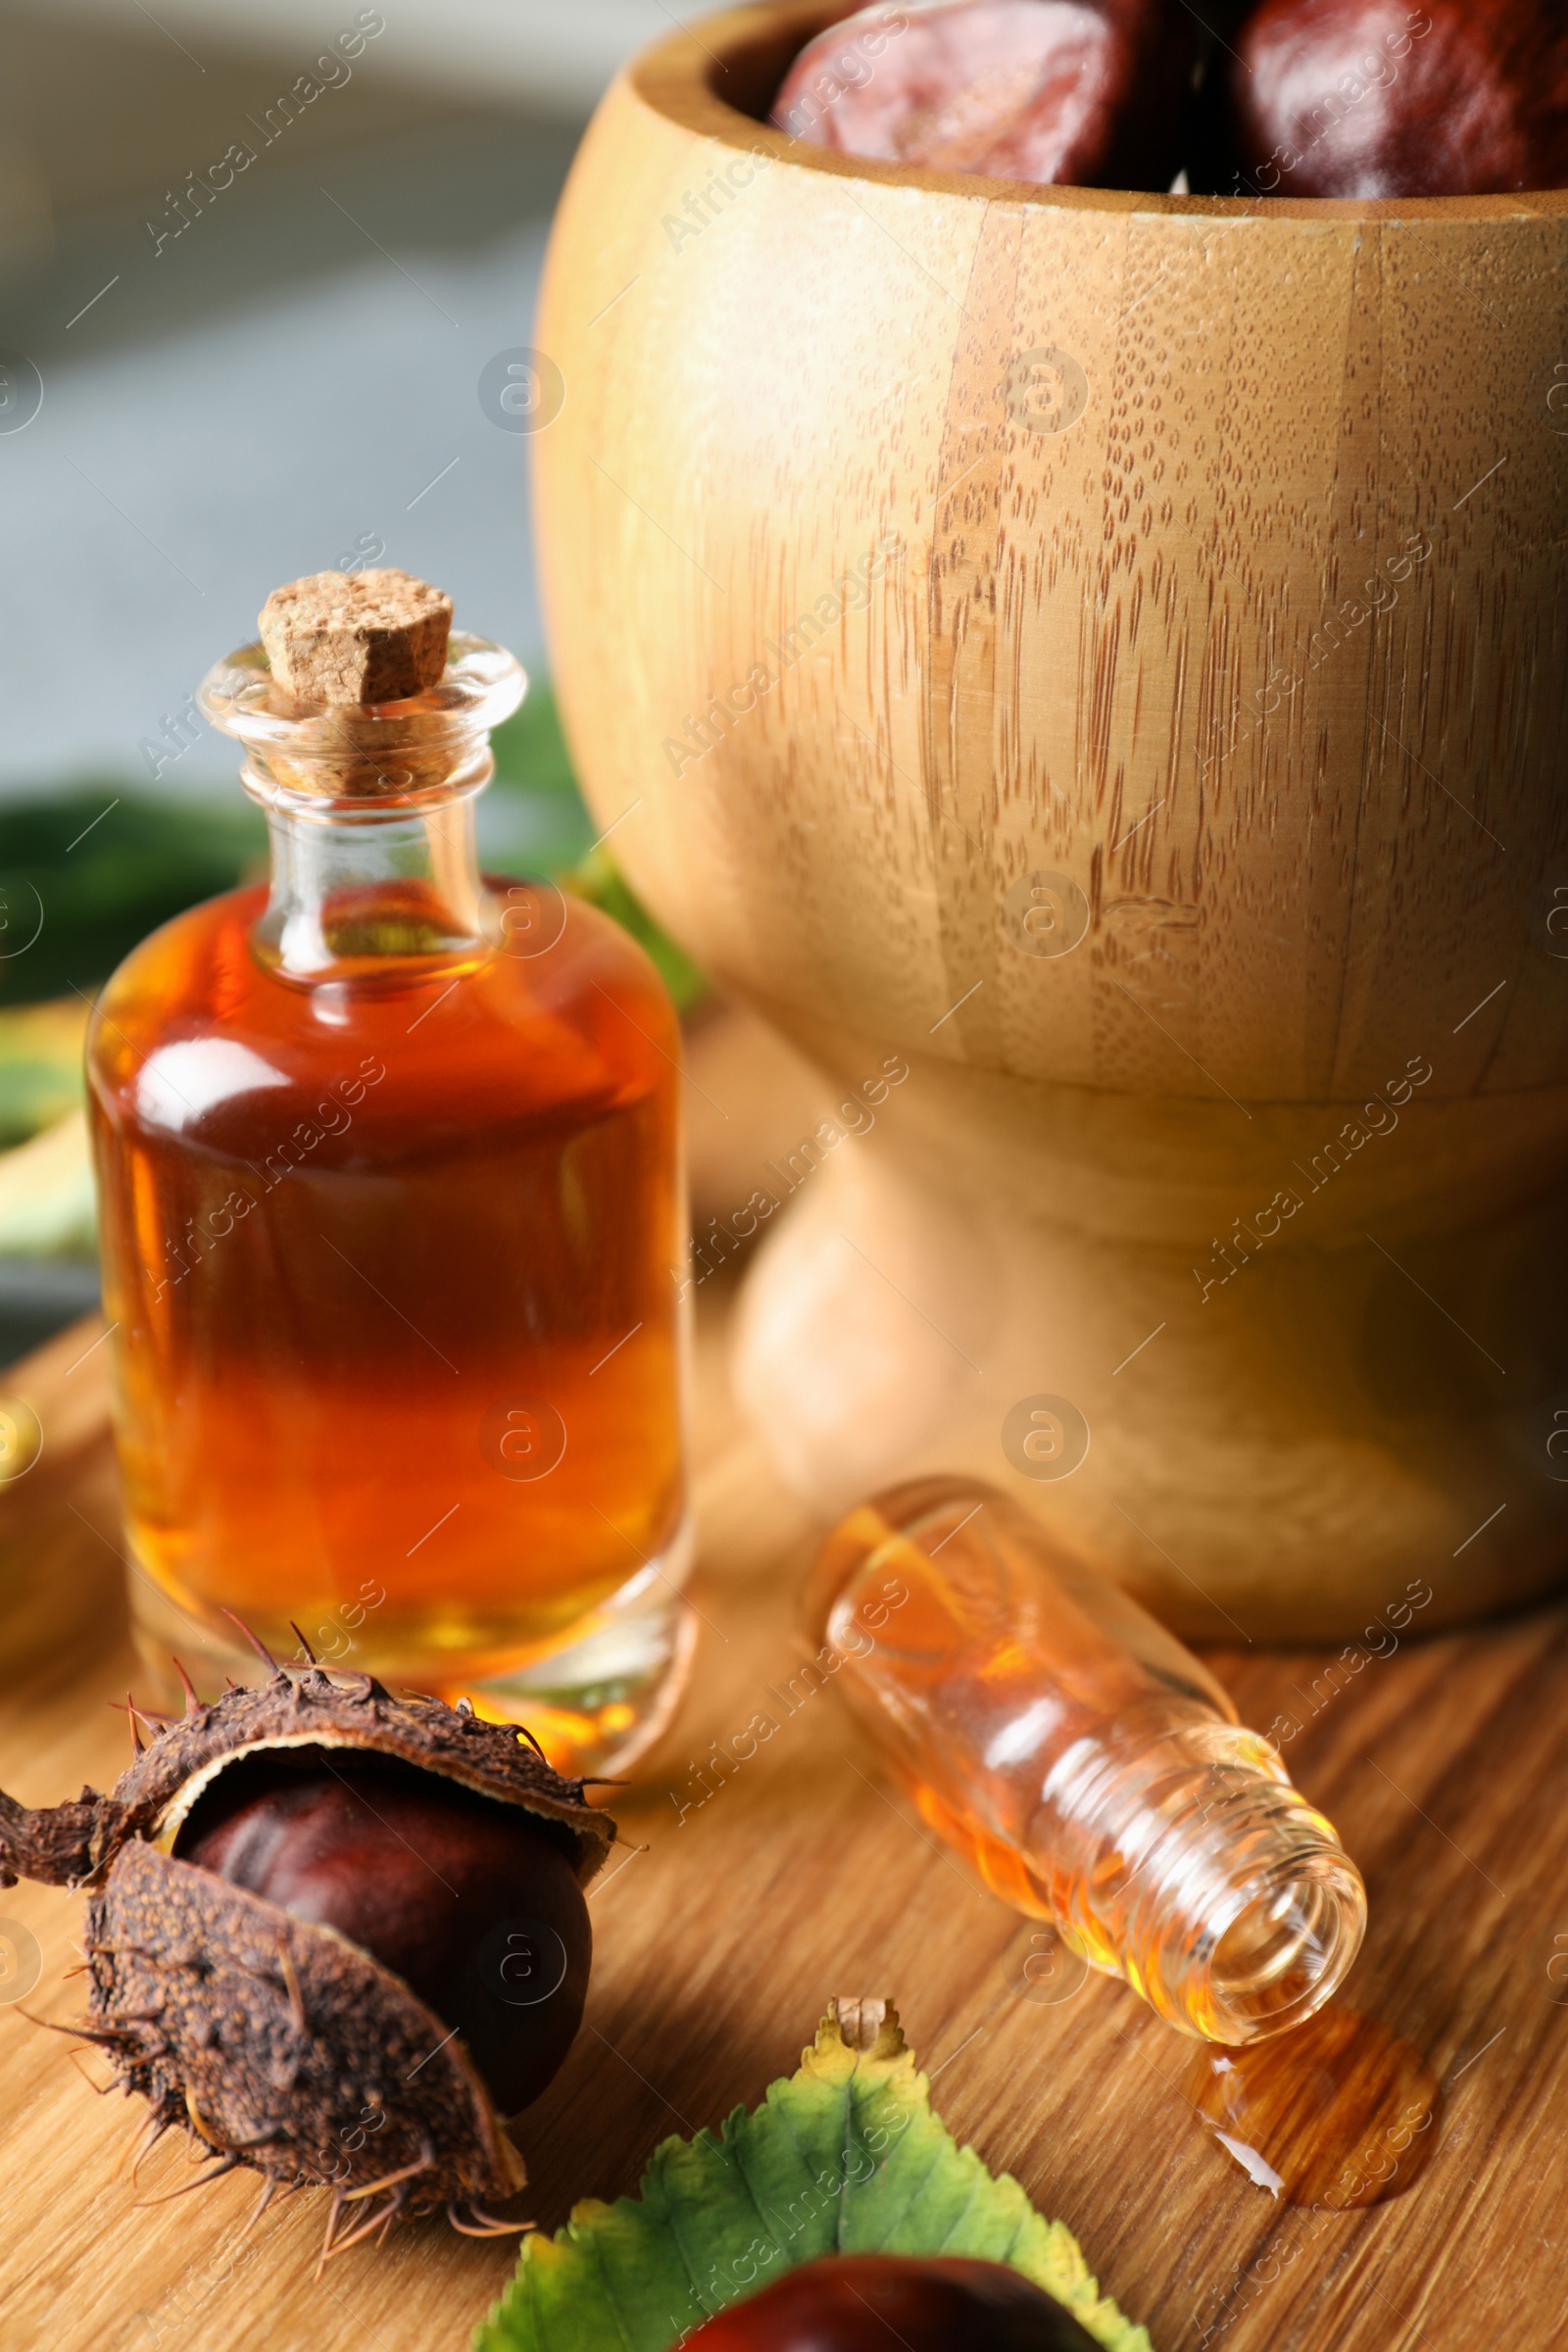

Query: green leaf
0;790;264;1008
0;999;88;1150
482;686;599;879
558;847;708;1014
477;2001;1153;2352
482;686;710;1013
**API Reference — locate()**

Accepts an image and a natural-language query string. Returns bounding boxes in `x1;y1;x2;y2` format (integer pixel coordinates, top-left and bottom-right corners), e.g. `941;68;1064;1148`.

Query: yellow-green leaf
477;2000;1152;2352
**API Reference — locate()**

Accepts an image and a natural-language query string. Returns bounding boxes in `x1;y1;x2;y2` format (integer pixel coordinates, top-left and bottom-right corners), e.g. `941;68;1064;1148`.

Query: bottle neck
1030;1715;1365;2043
195;628;527;988
253;790;493;988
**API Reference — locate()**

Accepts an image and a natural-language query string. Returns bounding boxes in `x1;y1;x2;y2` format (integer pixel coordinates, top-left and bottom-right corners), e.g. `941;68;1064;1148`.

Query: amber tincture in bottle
809;1479;1366;2043
87;571;690;1774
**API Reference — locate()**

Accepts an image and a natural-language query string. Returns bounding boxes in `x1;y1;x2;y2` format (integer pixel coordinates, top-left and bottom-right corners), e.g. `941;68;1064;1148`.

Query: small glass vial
808;1478;1365;2043
86;575;691;1774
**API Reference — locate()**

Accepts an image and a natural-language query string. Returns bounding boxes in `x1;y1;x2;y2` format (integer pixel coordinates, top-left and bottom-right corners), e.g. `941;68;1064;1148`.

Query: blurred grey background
0;0;673;801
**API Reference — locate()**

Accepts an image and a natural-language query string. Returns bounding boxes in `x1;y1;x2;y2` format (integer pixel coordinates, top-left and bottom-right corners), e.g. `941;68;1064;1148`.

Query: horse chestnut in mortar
1226;0;1568;196
771;1;1195;192
686;2255;1103;2350
0;1641;613;2250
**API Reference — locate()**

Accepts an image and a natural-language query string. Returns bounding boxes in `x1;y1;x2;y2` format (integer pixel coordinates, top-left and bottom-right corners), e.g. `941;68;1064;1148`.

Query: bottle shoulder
87;881;680;1153
88;884;264;1069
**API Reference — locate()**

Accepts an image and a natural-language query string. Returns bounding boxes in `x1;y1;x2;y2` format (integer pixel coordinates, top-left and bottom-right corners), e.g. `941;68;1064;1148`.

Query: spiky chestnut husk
0;1655;614;2245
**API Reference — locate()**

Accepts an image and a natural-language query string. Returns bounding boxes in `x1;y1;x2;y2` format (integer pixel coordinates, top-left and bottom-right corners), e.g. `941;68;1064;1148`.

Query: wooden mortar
534;1;1568;1640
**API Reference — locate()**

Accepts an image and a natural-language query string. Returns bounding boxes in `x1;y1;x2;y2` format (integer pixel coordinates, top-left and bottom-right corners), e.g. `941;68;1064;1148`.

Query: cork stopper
258;568;453;706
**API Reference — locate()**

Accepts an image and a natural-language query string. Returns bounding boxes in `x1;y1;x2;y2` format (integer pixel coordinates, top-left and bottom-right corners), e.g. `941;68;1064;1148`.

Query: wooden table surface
2;1299;1566;2352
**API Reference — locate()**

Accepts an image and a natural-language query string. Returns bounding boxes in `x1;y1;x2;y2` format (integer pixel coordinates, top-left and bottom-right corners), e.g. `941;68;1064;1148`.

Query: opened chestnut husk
0;1636;613;2255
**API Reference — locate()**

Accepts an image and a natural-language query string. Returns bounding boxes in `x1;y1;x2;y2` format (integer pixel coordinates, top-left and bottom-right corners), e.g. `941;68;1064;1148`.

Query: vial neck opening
1195;1857;1367;2042
1092;1744;1368;2045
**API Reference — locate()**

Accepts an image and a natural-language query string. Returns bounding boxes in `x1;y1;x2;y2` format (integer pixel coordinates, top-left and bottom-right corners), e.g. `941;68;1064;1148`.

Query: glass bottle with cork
86;570;691;1773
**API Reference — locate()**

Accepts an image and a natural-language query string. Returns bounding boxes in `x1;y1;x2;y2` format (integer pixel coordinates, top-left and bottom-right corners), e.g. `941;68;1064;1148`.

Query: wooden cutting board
2;1301;1565;2352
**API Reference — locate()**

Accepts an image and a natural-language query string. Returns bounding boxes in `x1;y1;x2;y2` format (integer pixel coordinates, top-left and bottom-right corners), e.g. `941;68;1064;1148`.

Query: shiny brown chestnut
1226;0;1568;197
178;1746;592;2120
684;2254;1104;2350
770;0;1195;192
0;1653;613;2246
